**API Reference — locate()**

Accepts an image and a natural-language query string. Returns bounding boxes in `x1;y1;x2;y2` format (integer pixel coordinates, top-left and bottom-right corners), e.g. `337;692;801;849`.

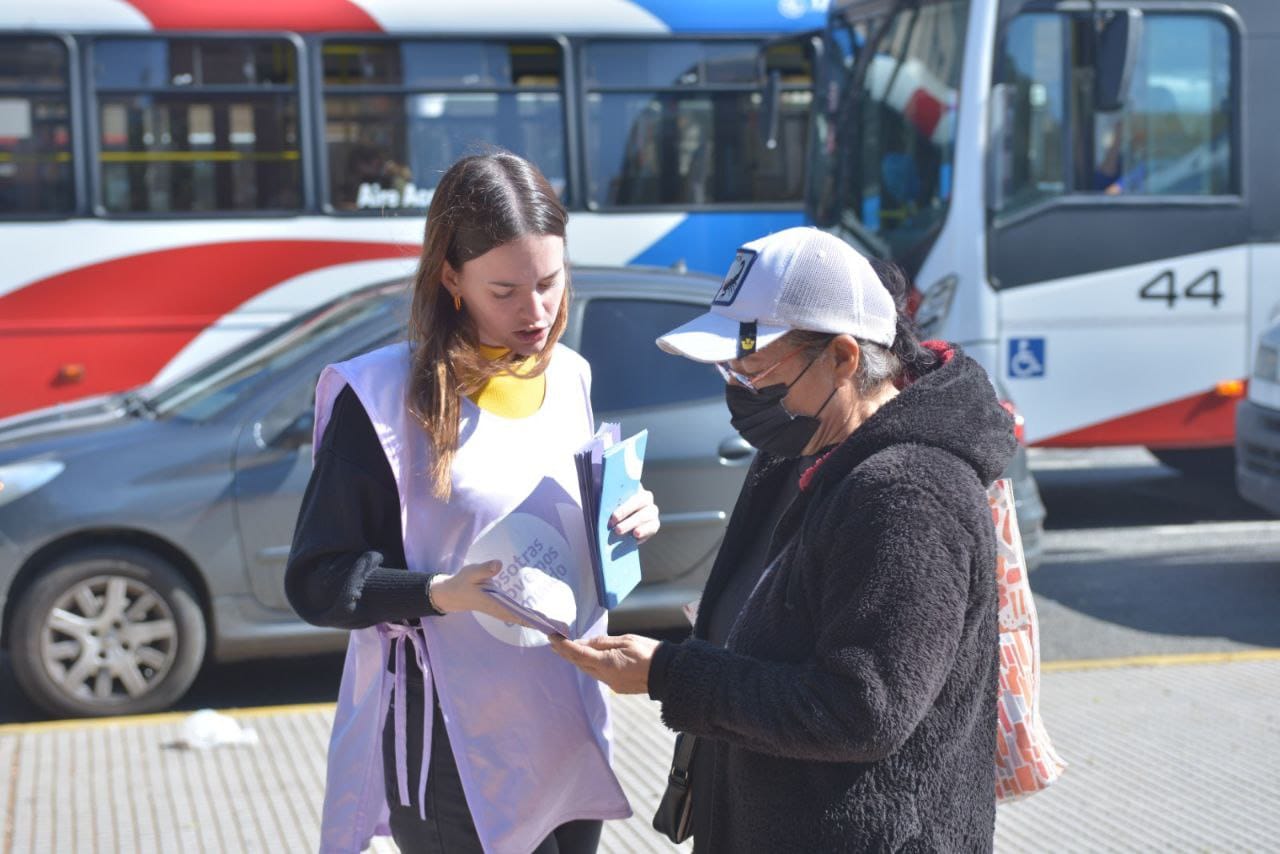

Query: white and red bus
0;0;827;417
805;0;1276;467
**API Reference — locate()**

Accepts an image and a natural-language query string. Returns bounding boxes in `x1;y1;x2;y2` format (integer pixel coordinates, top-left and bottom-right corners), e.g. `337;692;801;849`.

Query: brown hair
407;152;569;499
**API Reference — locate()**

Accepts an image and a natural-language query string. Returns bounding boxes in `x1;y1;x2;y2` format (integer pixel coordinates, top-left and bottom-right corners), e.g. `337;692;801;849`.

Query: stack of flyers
574;423;649;609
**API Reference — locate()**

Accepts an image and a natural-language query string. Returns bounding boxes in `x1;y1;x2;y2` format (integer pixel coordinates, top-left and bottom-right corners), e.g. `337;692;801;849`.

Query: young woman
286;152;660;854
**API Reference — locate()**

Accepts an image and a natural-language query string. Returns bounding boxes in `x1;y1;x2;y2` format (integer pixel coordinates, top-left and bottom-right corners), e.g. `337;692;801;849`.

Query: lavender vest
312;342;630;854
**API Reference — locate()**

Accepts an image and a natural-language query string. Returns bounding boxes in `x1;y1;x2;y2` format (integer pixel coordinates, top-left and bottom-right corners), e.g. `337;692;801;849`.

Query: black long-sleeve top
285;385;441;634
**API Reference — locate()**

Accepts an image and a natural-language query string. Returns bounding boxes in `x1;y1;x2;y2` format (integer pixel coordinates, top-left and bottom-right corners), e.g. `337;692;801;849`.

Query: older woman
552;227;1015;852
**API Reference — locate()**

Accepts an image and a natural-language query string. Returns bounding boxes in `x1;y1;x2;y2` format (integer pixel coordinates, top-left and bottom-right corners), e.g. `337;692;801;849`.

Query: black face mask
725;358;838;459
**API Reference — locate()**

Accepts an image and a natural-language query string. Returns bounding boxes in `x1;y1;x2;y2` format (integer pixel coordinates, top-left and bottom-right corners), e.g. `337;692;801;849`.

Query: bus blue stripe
628;210;806;275
629;0;827;32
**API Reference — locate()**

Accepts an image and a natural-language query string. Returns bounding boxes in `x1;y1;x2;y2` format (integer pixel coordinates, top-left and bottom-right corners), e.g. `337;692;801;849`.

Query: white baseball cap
656;227;897;364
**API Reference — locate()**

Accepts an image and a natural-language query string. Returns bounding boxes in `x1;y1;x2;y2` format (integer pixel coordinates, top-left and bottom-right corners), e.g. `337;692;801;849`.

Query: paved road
1035;527;1279;661
1;447;1276;722
1028;448;1279;662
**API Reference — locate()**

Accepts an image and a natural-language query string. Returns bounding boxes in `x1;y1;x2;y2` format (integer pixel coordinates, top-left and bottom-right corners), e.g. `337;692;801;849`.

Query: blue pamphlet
575;424;648;609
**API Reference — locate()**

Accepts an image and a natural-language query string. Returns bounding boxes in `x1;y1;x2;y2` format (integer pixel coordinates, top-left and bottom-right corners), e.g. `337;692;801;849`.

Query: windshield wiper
837;210;892;259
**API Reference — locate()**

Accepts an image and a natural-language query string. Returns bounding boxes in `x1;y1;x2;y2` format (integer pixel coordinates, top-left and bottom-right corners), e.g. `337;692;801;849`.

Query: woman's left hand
549;633;659;695
610;487;660;543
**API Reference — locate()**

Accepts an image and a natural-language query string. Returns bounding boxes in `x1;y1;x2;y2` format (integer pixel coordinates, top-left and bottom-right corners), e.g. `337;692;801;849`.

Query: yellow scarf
469;345;547;418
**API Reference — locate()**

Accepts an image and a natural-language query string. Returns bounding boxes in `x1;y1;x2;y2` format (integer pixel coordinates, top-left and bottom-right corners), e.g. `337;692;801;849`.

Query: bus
0;0;826;418
804;0;1276;467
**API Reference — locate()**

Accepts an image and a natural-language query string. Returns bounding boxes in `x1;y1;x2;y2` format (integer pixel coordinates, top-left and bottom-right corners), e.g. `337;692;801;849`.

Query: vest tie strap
383;622;432;820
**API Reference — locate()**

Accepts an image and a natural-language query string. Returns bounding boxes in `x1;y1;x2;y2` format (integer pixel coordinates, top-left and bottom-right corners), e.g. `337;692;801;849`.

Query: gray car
1237;320;1280;514
0;267;1045;718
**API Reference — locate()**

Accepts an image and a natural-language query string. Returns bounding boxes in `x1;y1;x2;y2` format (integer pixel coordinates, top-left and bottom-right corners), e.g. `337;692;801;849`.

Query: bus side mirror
756;32;822;152
761;69;783;151
986;83;1011;214
1095;9;1143;112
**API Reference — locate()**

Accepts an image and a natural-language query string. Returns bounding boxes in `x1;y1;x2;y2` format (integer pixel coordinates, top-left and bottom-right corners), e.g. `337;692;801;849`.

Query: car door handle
718;436;754;461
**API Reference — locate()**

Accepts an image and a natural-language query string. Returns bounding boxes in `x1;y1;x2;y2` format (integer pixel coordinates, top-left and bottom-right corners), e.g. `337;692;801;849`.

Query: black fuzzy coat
649;345;1016;853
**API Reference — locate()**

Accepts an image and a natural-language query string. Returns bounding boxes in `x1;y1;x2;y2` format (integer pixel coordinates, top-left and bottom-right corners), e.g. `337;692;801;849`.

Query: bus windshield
811;0;969;263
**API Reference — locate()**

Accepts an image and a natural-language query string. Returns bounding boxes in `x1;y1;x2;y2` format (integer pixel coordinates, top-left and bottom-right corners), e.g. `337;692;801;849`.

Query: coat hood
804;342;1017;491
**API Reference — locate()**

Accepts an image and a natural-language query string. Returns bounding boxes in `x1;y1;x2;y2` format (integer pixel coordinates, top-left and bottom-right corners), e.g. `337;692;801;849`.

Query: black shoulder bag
652;731;699;843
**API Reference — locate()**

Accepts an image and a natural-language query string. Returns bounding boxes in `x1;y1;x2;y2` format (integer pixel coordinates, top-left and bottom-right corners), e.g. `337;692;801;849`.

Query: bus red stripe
1037;385;1244;450
0;240;413;417
0;241;411;322
124;0;382;32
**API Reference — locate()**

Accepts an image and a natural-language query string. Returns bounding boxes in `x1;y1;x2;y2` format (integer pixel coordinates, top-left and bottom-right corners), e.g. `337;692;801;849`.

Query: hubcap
41;575;178;705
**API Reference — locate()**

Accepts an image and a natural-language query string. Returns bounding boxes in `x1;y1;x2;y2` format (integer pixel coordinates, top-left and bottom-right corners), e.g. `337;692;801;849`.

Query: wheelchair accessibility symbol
1008;338;1045;379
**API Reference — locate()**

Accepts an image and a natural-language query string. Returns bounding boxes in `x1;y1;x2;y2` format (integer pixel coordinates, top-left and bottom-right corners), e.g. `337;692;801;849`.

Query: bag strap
667;732;697;787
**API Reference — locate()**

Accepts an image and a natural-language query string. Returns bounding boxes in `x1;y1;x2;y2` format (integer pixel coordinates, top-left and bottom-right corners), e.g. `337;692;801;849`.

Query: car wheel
10;546;206;718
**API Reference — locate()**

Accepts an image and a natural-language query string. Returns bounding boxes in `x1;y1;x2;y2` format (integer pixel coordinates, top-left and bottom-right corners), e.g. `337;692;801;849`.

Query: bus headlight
915;275;958;338
0;460;65;509
1255;345;1278;383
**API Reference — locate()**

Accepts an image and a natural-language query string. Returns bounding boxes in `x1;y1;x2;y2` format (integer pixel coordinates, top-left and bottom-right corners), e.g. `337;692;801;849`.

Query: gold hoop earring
453;293;462;312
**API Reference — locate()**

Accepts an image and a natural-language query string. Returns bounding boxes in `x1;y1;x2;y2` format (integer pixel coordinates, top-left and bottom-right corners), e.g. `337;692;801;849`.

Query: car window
257;330;406;447
150;292;405;420
578;298;720;412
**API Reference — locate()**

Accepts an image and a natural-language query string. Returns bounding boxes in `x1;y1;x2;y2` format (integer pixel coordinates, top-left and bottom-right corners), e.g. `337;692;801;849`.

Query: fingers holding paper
610;487;661;543
429;561;537;630
550;633;658;695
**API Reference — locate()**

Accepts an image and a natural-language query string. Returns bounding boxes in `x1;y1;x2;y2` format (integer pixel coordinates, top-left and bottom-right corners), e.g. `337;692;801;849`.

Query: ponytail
868;258;939;384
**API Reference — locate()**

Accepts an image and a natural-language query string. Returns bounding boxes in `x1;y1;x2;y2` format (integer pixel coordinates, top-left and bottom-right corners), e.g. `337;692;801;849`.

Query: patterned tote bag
989;478;1067;802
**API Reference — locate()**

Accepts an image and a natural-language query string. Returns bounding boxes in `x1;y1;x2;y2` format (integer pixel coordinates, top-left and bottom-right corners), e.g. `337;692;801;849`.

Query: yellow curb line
1042;648;1280;673
4;649;1279;736
0;701;336;736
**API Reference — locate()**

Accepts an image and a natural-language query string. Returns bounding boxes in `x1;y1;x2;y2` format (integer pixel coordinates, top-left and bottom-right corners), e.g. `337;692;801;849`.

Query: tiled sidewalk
2;656;1277;852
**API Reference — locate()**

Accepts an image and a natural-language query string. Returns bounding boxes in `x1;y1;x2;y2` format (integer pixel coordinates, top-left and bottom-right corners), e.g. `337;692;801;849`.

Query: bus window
1092;15;1233;197
0;37;74;216
92;37;301;215
819;1;968;259
995;14;1069;212
322;40;566;213
996;11;1234;211
582;39;811;209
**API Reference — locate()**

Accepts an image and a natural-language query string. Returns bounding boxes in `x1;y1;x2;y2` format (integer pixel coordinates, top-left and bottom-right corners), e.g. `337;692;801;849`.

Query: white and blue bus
0;0;826;415
805;0;1276;467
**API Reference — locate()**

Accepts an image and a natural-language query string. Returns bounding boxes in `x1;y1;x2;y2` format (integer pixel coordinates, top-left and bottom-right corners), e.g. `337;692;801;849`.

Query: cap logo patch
738;321;758;358
713;248;758;307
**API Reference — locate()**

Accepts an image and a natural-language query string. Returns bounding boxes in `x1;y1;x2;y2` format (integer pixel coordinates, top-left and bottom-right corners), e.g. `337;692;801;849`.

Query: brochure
466;502;581;641
480;564;576;638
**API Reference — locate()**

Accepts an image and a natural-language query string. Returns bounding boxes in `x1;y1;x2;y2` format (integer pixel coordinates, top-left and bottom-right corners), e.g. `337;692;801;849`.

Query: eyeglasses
715;347;806;393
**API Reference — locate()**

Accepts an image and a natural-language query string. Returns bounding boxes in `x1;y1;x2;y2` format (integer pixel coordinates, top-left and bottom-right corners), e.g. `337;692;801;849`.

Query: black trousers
382;682;603;854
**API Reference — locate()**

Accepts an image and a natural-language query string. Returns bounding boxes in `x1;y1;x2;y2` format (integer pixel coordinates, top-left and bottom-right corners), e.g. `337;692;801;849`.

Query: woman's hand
429;561;535;628
611;487;660;544
549;633;658;695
